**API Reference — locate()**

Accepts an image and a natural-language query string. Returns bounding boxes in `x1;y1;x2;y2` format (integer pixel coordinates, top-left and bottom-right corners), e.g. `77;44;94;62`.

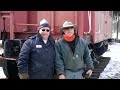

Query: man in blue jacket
17;19;55;79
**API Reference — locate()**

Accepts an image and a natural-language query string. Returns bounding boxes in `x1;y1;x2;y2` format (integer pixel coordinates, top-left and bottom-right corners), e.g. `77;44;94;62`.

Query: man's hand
86;69;93;78
58;74;65;79
19;72;29;79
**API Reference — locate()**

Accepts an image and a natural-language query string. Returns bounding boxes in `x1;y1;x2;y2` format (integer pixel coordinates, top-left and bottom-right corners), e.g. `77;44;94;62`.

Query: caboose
0;11;112;79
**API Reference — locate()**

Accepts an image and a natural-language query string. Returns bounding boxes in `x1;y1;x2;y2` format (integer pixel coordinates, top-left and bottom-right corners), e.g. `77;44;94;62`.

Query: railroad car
0;11;112;79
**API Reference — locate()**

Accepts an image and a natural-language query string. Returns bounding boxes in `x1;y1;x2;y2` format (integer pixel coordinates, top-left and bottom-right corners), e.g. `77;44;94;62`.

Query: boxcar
0;11;112;79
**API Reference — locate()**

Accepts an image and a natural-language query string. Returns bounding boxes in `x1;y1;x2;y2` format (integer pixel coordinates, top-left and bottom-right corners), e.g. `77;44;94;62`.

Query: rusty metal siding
0;11;112;43
27;11;37;31
37;11;84;40
14;11;28;32
94;11;112;43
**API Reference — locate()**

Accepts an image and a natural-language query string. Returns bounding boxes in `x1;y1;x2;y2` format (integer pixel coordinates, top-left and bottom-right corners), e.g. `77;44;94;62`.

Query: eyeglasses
41;29;50;32
63;27;74;30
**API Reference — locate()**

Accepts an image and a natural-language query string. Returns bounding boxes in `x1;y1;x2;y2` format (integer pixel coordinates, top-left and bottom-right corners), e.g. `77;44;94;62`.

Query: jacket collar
36;33;55;45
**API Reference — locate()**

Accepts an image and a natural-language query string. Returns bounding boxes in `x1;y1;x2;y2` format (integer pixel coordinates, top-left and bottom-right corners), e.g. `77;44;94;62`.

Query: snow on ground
0;47;3;55
99;43;120;79
0;67;6;79
0;47;6;79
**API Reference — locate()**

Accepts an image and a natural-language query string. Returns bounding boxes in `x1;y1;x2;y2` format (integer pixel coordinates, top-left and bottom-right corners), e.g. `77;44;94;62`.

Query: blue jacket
17;33;55;79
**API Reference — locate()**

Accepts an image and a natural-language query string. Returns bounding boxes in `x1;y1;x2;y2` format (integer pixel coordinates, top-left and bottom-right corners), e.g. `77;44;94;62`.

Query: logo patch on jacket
36;45;42;48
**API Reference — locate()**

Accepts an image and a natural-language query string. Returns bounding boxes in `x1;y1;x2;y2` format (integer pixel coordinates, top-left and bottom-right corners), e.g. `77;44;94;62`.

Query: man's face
39;27;50;40
63;27;74;37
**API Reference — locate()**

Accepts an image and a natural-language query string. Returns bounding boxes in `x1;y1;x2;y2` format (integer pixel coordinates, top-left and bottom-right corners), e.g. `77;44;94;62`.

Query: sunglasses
41;29;50;32
63;27;74;30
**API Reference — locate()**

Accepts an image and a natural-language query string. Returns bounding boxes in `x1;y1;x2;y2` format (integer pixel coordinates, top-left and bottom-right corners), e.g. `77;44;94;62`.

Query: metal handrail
95;11;101;34
16;23;39;26
84;11;92;34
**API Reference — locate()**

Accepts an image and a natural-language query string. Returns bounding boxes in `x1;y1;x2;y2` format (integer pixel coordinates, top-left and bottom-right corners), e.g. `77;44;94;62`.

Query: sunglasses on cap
41;29;50;32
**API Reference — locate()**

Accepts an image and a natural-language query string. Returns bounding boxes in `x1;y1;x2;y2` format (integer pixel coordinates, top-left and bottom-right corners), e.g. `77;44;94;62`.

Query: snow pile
99;43;120;79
